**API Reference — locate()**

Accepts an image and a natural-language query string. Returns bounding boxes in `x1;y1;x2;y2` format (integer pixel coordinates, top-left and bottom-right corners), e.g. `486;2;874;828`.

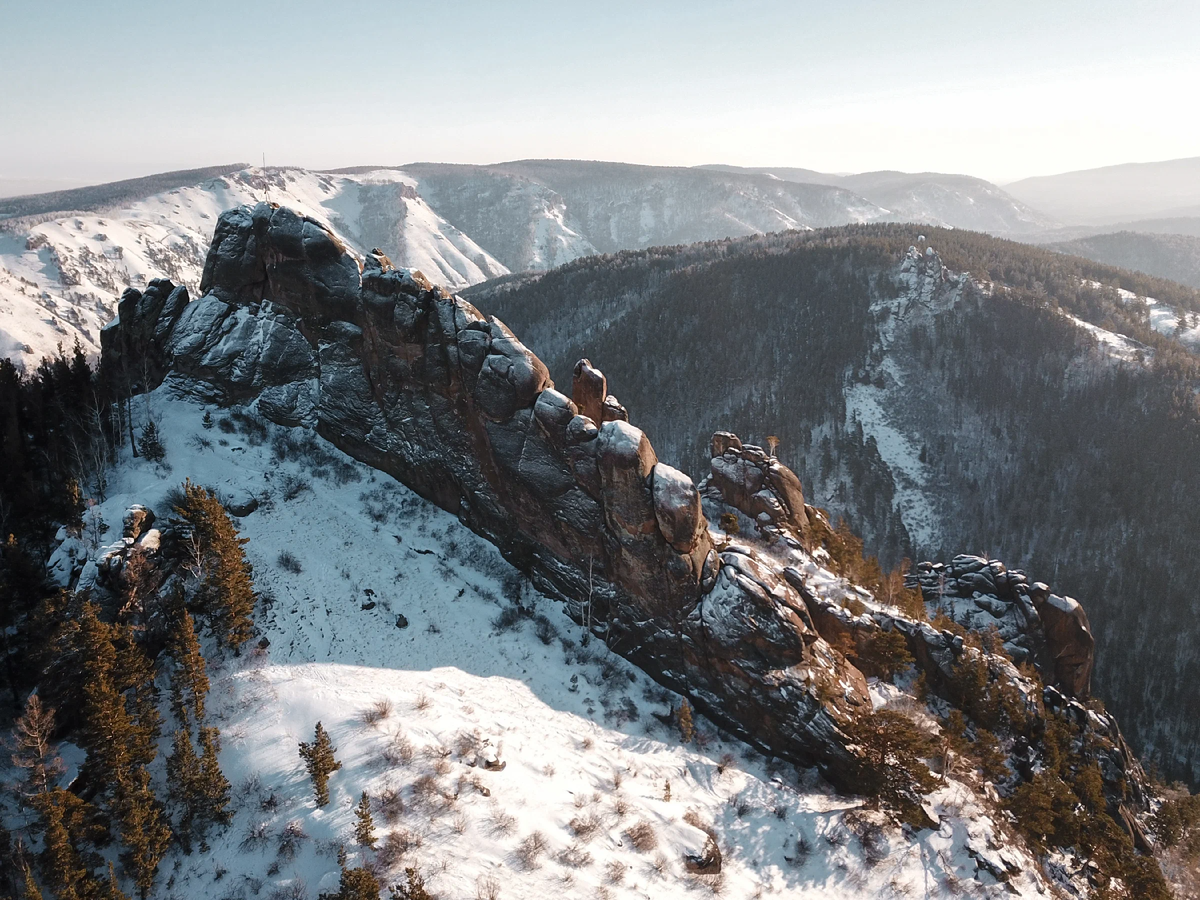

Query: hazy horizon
3;0;1199;187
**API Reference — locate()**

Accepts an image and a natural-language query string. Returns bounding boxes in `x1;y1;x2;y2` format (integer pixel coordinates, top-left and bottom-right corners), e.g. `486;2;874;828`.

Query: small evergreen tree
99;863;131;900
174;482;256;650
354;791;376;849
22;861;42;900
201;411;214;430
677;700;694;744
846;710;938;826
32;791;91;900
299;722;341;807
196;727;232;833
110;624;161;769
165;729;202;852
318;862;380;900
389;868;430;900
137;422;165;463
74;604;134;794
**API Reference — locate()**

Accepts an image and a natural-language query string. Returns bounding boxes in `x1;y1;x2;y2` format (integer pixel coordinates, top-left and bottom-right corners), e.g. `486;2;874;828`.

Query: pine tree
389;868;431;900
165;729;202;853
74;604;134;793
677;700;694;744
111;624;160;769
115;766;170;900
298;722;341;807
99;864;130;900
318;862;379;900
196;727;232;833
137;421;165;464
33;791;90;900
354;791;376;849
167;603;208;728
174;482;256;649
8;694;64;798
21;862;42;900
201;411;214;430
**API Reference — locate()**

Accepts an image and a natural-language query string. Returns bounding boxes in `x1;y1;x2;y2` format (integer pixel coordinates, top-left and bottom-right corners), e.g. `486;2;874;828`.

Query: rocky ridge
100;201;1156;862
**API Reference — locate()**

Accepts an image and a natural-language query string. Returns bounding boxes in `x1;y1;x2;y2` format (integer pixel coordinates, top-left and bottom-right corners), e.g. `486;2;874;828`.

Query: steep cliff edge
100;202;1165;890
101;201;874;785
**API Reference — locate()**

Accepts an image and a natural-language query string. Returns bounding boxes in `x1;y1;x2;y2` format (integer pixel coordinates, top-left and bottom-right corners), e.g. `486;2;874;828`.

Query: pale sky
2;0;1199;185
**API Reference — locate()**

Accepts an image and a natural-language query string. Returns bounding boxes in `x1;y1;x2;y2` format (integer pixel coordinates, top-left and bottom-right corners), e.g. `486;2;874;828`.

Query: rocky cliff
101;201;876;783
101;203;1153;853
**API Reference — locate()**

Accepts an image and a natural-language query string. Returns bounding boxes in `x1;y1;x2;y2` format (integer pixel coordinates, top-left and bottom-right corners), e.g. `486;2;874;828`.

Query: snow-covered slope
700;166;1058;234
37;389;1069;899
0;168;506;365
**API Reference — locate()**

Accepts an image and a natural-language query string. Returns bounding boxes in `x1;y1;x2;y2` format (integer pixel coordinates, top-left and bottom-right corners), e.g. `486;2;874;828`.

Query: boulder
704;434;808;536
122;505;155;540
571;358;606;423
1028;584;1095;698
651;464;706;553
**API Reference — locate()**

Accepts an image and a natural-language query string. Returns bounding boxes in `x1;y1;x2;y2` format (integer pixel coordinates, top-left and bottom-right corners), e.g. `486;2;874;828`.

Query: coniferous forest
0;351;247;897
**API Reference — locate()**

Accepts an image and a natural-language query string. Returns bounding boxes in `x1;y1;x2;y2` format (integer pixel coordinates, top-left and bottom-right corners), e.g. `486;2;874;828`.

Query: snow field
59;390;1051;899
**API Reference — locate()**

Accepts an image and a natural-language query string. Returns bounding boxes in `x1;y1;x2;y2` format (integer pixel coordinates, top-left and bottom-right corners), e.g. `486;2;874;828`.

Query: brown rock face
703;434;809;537
571;358;606;423
1028;583;1095;699
104;201;872;785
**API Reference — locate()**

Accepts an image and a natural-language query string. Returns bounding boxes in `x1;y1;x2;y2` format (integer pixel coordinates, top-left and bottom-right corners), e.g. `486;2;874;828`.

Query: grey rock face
701;433;809;537
105;200;872;784
908;557;1095;699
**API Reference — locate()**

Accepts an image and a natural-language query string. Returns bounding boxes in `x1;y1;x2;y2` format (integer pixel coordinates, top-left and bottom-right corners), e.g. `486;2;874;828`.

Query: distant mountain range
1005;156;1200;226
4;156;1200;364
701;165;1058;233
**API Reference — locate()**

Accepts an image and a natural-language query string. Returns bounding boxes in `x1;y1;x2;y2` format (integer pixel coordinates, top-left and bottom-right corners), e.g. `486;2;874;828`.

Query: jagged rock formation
701;431;810;538
908;556;1095;699
102;201;872;783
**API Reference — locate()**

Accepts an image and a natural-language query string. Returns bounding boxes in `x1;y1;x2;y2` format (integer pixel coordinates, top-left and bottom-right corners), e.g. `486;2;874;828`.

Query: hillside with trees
472;224;1200;786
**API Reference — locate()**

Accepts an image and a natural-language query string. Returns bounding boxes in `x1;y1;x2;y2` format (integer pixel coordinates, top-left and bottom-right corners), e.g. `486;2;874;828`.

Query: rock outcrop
102;201;871;782
907;555;1095;699
701;432;809;538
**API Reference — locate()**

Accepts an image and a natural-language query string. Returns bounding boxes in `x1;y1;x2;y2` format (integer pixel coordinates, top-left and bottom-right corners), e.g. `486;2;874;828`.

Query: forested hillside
472;225;1200;785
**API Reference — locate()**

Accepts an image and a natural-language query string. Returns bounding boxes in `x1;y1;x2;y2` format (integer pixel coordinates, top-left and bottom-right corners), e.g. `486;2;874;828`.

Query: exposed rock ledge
101;202;872;784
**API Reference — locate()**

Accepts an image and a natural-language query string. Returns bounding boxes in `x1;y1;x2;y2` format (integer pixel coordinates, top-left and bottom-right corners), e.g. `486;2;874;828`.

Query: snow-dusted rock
99;202;873;788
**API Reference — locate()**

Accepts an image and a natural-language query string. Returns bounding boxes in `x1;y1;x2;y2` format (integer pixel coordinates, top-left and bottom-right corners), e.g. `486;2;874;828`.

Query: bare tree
7;695;64;798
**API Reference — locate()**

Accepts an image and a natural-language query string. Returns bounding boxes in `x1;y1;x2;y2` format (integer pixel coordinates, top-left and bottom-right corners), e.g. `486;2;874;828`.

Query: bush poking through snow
489;804;517;836
475;874;501;900
277;551;303;574
557;842;593;869
277;820;308;860
515;831;549;869
378;787;404;824
383;733;415;767
568;812;601;842
625;821;658;852
361;699;393;727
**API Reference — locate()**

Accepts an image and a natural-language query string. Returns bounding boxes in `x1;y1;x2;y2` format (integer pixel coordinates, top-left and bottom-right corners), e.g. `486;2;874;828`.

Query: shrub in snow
625;821;658;852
